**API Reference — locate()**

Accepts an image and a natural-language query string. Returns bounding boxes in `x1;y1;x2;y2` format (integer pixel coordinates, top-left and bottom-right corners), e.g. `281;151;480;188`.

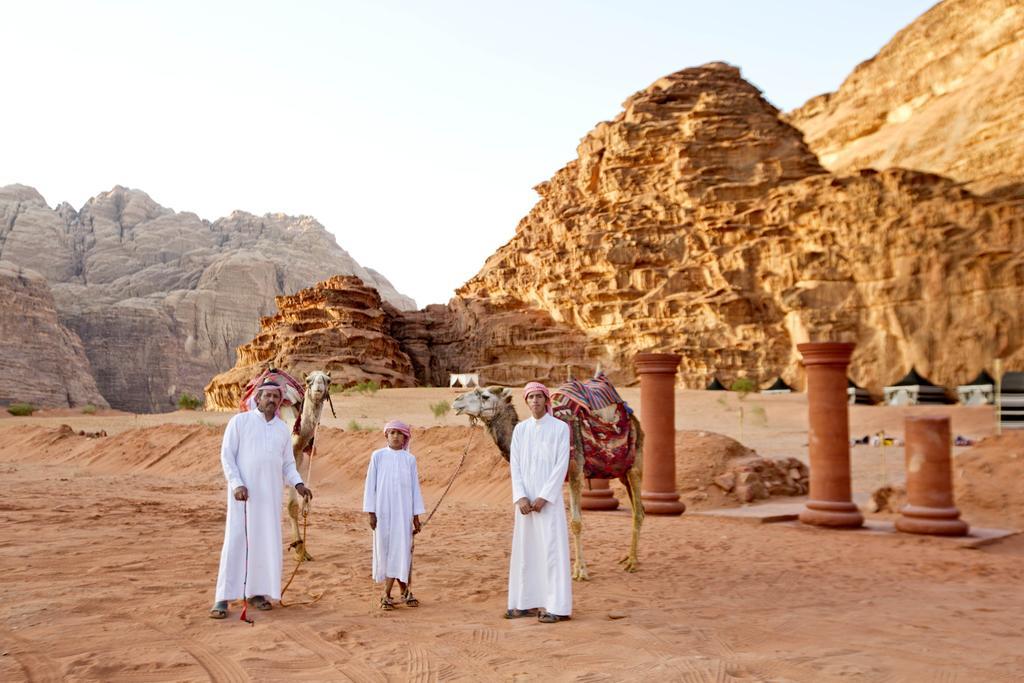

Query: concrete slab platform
692;501;1019;547
689;499;806;524
777;518;1019;549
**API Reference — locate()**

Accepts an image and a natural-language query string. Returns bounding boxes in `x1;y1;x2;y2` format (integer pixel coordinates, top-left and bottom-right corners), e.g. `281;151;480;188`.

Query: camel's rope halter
280;390;328;607
466;392;501;426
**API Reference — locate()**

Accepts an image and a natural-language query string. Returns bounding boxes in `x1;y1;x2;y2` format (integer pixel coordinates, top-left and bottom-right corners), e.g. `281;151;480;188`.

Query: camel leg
568;457;588;581
288;450;313;561
618;464;645;572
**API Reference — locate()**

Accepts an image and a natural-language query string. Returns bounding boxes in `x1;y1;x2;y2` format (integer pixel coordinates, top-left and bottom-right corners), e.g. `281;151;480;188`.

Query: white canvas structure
956;370;995;406
957;384;994;406
883;368;947;406
449;373;480;388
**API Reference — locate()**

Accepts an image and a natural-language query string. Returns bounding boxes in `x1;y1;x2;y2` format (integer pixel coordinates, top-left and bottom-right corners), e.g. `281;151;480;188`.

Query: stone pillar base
799;499;863;528
641;490;686;515
896;504;969;536
581;479;619;511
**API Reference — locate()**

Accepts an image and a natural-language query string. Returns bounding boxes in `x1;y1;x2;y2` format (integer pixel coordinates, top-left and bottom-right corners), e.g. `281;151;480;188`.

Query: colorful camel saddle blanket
551;372;636;479
239;368;307;436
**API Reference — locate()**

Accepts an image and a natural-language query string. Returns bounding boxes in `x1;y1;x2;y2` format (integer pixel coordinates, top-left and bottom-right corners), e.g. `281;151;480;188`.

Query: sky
1;0;937;308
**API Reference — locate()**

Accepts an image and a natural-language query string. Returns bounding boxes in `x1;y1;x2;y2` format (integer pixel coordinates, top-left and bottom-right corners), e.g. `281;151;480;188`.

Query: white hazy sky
2;0;936;307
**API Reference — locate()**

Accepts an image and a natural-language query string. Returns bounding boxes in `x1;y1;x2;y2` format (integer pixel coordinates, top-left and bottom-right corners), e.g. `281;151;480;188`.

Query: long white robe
507;413;573;616
214;411;303;602
362;447;426;582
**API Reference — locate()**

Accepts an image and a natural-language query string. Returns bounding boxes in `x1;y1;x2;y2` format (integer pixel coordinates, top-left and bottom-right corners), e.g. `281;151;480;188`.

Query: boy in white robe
363;420;426;609
209;380;312;619
505;382;573;623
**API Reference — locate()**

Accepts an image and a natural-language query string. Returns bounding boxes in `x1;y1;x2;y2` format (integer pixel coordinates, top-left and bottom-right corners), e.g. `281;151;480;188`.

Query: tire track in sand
270;623;385;683
0;626;63;683
133;618;248;683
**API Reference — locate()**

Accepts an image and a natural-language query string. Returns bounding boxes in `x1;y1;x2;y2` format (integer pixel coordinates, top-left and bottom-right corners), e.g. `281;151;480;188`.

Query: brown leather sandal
248;596;273;611
537;612;571;623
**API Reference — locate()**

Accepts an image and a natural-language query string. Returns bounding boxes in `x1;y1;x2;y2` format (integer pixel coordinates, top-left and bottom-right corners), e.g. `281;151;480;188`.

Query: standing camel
452;383;644;580
237;368;333;560
286;370;332;561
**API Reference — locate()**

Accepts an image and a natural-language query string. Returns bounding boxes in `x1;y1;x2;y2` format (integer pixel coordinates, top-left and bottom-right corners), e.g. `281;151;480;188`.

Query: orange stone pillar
581;478;620;511
896;416;969;536
635;352;685;516
797;342;863;528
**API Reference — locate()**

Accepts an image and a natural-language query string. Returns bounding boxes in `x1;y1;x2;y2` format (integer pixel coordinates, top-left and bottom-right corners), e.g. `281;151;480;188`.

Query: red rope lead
239;501;254;625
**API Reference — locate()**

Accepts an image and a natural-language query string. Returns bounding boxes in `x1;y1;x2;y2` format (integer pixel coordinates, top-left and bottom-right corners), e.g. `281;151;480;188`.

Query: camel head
302;370;332;403
452;386;513;425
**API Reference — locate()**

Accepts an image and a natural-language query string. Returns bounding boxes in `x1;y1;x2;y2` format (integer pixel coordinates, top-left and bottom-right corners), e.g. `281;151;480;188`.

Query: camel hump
551;372;627;414
551;373;637;479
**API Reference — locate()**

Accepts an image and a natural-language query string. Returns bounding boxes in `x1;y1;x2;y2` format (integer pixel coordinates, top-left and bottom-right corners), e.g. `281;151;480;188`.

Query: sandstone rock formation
0;185;414;412
788;0;1024;195
391;294;593;388
0;261;108;409
205;276;417;410
443;63;1024;393
674;430;808;509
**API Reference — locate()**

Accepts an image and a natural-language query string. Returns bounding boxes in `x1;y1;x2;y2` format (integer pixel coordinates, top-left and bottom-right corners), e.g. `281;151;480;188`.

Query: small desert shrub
346;380;381;396
429;400;451;421
81;404;98;415
6;403;35;416
346;419;373;432
177;393;203;410
728;378;757;443
730;377;756;396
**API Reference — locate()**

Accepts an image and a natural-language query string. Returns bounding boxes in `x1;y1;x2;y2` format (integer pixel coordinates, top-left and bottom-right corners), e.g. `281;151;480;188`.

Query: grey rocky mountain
0;184;414;412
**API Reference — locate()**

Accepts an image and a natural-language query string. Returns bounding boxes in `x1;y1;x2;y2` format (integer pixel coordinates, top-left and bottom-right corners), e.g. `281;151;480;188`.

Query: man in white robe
505;381;573;623
209;380;312;619
363;420;426;609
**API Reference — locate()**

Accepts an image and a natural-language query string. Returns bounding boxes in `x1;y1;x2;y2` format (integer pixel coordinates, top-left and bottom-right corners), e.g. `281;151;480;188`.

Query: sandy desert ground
1;388;1022;682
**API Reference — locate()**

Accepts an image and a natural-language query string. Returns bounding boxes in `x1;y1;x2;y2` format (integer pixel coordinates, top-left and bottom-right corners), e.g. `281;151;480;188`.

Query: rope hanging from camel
399;426;478;606
280;411;325;608
422;425;477;528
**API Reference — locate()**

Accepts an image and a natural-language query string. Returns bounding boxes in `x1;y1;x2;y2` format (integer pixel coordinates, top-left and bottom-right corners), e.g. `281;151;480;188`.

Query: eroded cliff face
788;0;1024;195
391;294;594;388
205;276;417;410
456;63;824;387
452;63;1024;392
0;185;414;411
0;261;108;409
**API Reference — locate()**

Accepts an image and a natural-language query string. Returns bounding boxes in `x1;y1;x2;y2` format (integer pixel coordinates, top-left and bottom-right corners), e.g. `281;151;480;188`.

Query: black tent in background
957;369;995;405
884;366;948;405
1002;371;1024;393
706;377;726;391
762;377;793;394
891;367;935;387
1000;371;1024;430
965;369;995;386
847;378;873;405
